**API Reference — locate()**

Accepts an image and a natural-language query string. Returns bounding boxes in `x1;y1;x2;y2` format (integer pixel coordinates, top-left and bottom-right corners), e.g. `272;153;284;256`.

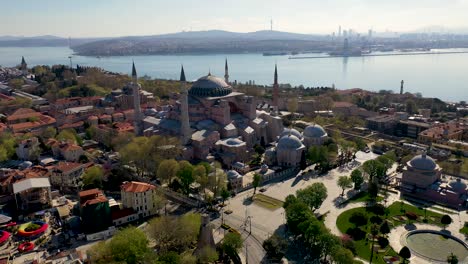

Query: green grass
252;193;284;210
348;191;384;203
336;202;444;264
58;84;111;98
460;222;468;235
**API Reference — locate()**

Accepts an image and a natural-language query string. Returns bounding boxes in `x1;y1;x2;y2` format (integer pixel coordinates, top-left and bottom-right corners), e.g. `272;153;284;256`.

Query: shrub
368;204;385;215
346;227;366;241
370;216;383;225
263;234;287;260
378;237;389;248
405;212;418;220
349;212;368;227
341;235;357;255
25;223;41;232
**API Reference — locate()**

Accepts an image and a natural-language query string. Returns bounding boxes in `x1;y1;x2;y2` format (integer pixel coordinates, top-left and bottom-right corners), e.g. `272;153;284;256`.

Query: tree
152;188;167;215
263;234;287;261
332;247;355;264
198;246;218;263
406;99;418;114
252;173;262;195
157;159;180;184
350;169;364;190
82;166;104;190
362;159;386;182
40;126;57;140
285;201;314;235
368;181;380;199
56;129;78;144
318;233;341;261
88;227;152;264
177;161;194;194
221;232;243;258
148;213;201;253
220;188;230;206
380;221;390;236
296;183;328;211
447;252;459;264
0;133;17;162
399;246;411;263
441;215;453;229
337;176;353;196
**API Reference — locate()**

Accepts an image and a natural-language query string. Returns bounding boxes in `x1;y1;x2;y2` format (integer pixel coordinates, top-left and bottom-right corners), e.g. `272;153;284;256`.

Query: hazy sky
2;0;468;37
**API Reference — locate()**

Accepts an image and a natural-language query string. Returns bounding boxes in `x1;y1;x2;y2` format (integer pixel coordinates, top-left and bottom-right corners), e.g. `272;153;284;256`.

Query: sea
1;46;467;102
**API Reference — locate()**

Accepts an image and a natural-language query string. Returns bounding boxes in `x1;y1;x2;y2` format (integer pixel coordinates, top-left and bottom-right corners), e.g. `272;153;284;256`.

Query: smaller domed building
303;124;328;148
401;152;442;188
275;134;306;167
400;152;468;209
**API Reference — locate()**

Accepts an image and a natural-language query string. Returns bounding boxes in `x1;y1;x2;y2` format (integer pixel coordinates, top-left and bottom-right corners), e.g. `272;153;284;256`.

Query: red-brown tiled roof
121;181;156;193
79;188;101;197
111;208;136;220
53;162;84;173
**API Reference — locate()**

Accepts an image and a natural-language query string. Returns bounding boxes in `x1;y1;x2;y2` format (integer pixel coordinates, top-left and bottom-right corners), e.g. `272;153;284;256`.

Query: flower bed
0;230;10;244
17;221;48;237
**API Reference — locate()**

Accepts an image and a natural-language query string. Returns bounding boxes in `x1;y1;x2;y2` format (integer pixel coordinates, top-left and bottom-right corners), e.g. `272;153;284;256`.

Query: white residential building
120;181;158;218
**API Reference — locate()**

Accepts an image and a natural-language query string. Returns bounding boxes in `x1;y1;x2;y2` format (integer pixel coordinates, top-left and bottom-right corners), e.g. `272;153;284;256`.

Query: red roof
53;162;83;173
111;208;136;220
79;188;101;198
121;181;156;193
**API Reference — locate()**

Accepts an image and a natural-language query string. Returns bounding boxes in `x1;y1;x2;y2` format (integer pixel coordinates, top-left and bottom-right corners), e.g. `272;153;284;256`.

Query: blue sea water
1;46;467;101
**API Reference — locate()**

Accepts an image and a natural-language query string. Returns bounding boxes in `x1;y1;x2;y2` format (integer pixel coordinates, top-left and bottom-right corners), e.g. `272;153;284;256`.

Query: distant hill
0;35;108;47
71;30;329;56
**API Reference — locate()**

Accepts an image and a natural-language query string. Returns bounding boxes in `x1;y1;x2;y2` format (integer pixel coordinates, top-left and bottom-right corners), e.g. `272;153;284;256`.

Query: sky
2;0;468;38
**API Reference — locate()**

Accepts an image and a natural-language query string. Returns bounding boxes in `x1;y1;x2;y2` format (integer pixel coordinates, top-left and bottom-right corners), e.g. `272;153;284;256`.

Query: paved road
211;216;266;264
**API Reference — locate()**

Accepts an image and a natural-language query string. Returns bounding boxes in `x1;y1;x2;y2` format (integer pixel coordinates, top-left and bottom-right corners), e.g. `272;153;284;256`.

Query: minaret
131;62;143;136
20;56;27;75
400;80;404;95
224;58;229;84
179;65;191;145
272;64;279;112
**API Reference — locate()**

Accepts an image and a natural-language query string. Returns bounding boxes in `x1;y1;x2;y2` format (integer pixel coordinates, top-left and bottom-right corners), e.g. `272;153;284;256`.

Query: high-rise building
338;26;342;37
400;80;404;95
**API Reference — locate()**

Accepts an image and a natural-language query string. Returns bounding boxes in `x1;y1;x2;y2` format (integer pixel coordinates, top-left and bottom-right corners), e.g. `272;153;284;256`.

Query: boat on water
263;52;288;56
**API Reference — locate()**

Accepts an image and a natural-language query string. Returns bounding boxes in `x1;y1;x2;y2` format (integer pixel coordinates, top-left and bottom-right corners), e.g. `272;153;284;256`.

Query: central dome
189;74;232;97
280;128;302;139
277;135;303;150
408;153;437;171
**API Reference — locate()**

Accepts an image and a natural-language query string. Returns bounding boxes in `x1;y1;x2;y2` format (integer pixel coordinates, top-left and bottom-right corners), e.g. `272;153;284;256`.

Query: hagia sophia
128;60;330;169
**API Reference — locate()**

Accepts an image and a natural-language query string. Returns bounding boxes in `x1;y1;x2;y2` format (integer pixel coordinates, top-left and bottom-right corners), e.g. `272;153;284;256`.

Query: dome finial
208;68;211;76
422;150;427;158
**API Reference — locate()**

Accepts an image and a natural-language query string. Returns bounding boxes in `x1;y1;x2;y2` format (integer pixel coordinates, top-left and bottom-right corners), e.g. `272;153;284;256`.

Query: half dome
280;128;303;139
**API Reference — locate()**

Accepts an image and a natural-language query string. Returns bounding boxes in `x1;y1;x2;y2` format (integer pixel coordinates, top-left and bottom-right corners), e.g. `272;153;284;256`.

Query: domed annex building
265;125;327;167
303;124;328;148
148;61;283;165
400;152;468;208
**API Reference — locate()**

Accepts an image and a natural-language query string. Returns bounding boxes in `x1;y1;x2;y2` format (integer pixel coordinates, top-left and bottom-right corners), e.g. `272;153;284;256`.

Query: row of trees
89;212;243;264
273;186;362;264
157;159;228;198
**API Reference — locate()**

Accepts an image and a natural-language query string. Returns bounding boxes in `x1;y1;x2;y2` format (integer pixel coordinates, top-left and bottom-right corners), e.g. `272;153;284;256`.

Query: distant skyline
2;0;468;38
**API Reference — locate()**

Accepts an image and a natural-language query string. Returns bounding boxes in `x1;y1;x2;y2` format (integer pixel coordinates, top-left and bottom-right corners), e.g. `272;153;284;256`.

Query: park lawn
348;191;384;203
336;202;444;264
460;223;468;235
252;193;284;210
